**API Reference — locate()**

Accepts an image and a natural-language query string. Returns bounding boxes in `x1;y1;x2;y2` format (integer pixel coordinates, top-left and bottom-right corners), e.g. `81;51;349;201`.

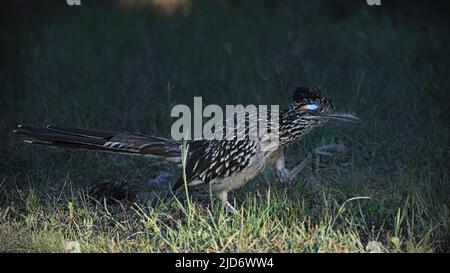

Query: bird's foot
281;142;348;188
225;200;239;215
216;191;239;215
311;142;348;174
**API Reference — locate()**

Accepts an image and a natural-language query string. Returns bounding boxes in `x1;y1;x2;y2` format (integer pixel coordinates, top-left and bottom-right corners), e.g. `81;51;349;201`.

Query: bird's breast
208;145;281;193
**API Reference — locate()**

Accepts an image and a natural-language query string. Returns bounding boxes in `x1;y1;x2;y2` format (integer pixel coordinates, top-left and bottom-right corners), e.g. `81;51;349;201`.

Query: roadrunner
14;87;360;213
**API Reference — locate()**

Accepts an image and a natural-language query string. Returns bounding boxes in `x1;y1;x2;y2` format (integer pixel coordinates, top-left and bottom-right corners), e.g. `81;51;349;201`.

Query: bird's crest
292;86;334;111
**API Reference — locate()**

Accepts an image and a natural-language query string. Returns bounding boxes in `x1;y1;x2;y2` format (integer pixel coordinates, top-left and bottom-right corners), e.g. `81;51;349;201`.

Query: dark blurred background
1;0;449;128
1;0;449;178
1;0;449;185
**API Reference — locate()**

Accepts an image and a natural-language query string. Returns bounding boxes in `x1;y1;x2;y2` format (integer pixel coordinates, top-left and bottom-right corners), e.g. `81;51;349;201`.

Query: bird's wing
172;139;258;190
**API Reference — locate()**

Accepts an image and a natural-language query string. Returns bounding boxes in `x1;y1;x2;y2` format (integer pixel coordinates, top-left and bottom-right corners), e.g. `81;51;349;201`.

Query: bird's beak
323;112;361;124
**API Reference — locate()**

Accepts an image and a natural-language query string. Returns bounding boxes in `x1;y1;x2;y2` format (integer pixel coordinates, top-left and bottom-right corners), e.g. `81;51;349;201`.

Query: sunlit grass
0;179;447;252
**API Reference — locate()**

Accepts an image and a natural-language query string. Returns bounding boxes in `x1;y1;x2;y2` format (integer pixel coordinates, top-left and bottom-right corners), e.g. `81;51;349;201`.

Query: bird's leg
216;191;239;215
274;143;346;183
274;152;312;182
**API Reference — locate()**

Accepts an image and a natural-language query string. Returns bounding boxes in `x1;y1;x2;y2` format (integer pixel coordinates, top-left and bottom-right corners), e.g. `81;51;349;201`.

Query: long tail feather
14;124;182;162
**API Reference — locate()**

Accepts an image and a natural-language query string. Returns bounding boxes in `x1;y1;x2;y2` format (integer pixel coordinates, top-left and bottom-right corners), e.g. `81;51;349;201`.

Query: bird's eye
298;103;319;111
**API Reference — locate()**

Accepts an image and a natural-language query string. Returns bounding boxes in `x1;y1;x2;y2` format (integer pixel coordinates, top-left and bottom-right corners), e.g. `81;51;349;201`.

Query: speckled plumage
170;87;337;192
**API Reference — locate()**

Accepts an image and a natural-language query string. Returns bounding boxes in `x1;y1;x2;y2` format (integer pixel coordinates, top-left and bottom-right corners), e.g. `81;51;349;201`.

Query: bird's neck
279;109;312;146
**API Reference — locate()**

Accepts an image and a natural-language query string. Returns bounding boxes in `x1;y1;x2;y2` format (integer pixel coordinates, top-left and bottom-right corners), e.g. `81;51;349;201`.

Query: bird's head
290;86;361;127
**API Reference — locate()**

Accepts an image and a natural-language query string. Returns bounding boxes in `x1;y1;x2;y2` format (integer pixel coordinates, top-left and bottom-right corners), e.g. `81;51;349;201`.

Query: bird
14;86;360;213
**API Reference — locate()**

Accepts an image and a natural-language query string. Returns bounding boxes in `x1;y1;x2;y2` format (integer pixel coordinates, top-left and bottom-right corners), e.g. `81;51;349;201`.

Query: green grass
0;0;449;252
